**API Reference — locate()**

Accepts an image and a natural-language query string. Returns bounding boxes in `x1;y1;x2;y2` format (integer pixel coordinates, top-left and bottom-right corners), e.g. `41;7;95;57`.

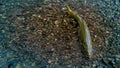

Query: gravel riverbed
0;0;120;68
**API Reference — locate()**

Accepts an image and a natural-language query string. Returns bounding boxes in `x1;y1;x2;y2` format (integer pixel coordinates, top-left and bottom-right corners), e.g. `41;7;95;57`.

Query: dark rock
102;58;108;65
29;26;35;31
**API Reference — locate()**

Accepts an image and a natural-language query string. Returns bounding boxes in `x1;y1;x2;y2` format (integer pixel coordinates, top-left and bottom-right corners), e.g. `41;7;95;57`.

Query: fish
66;6;93;58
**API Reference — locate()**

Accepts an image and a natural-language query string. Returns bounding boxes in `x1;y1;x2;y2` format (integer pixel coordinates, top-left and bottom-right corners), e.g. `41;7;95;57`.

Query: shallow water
0;0;120;68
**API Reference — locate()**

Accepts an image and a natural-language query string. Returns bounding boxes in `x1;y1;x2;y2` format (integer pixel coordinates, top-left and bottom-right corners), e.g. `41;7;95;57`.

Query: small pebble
48;60;52;63
16;63;22;68
2;15;7;19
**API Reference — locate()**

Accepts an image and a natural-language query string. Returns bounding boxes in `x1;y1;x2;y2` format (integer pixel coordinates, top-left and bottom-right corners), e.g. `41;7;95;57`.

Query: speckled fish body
67;6;92;58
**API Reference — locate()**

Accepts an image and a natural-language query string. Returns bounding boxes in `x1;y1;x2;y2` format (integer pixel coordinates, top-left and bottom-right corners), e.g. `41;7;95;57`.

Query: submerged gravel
0;0;120;68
